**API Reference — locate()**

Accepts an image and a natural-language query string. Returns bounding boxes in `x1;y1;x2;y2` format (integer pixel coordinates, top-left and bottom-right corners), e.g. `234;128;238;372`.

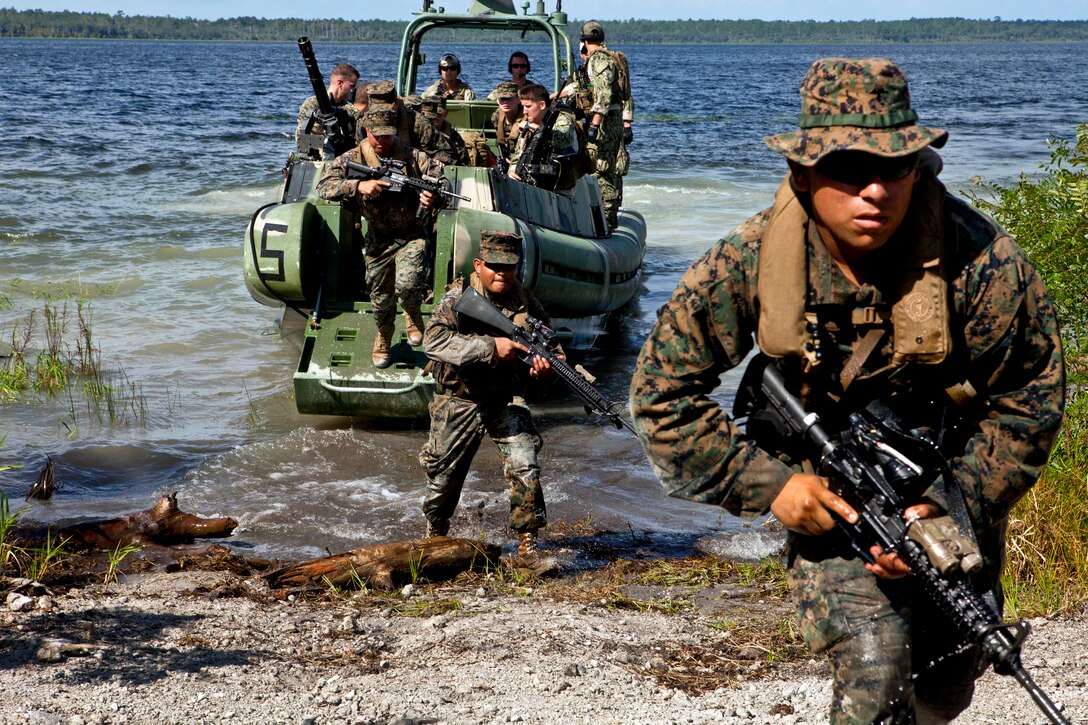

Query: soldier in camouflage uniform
488;81;525;160
580;21;626;232
366;80;456;164
419;231;559;557
316;108;446;368
418;95;469;166
294;62;359;158
630;58;1064;723
509;84;584;194
422;53;477;101
485;52;533;100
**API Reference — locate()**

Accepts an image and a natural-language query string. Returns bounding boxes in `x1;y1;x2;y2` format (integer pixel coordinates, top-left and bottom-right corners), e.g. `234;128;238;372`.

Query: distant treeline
2;8;1087;43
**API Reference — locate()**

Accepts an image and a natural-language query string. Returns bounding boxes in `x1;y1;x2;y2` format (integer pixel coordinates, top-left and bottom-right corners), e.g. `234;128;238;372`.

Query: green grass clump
970;123;1088;616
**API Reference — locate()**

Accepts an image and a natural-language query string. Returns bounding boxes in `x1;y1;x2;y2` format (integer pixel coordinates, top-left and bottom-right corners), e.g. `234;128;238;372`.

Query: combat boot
372;326;394;368
404;309;425;347
517;530;539;558
425;518;449;538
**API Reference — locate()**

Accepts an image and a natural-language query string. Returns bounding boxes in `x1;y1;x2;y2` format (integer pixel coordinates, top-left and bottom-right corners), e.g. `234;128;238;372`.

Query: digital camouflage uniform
584;46;625;230
630;58;1065;724
316;110;446;337
366;81;456;164
488;81;524;158
422;77;477;101
419;233;554;535
418;96;470;166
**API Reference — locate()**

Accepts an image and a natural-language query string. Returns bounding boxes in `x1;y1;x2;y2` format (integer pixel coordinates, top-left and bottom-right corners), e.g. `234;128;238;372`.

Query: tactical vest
591;47;629;107
751;168;987;425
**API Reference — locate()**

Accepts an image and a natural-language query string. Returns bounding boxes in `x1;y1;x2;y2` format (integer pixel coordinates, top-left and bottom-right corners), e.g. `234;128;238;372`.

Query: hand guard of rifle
734;354;1070;725
452;287;635;434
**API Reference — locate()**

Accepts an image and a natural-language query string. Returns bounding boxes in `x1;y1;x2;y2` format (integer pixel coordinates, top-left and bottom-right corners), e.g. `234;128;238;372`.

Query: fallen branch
265;536;502;591
57;492;237;550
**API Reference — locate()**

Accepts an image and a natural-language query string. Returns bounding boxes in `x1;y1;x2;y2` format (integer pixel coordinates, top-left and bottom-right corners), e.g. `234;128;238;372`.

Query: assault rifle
738;355;1069;725
344;159;470;218
297;37;355;159
453;287;635;434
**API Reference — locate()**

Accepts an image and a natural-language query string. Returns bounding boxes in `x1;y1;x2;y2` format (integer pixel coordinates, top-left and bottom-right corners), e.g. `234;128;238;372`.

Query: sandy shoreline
2;555;1086;725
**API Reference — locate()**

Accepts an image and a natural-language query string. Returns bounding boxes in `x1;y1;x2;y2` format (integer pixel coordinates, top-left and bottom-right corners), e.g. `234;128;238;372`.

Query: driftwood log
57;493;237;550
265;536;502;591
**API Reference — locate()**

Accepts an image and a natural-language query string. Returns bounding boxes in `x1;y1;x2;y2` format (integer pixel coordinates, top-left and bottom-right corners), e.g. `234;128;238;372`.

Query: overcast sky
8;0;1086;21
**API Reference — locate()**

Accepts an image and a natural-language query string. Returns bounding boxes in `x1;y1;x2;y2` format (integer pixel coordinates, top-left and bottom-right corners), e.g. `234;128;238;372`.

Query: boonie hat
764;57;947;166
363;108;397;137
580;20;604;42
479;231;522;265
367;80;397;104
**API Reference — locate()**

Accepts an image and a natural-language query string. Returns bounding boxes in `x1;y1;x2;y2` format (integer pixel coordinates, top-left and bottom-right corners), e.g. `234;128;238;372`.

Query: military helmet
580;21;604;42
439;53;461;72
764;57;947;166
478;231;523;265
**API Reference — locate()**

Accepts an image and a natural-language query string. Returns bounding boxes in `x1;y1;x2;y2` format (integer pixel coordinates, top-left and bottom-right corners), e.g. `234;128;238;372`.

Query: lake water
1;39;1085;562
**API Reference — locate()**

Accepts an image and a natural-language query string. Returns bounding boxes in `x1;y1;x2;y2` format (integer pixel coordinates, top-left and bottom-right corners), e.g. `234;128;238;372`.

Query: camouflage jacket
630;175;1065;538
585;48;621;116
425;274;552;401
370;103;456;165
490;108;524;156
315;137;445;237
422;78;477;101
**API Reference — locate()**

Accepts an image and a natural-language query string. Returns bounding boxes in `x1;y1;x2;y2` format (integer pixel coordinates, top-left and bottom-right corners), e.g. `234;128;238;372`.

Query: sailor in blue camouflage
420;231;559;540
316;108;445;364
630;57;1065;724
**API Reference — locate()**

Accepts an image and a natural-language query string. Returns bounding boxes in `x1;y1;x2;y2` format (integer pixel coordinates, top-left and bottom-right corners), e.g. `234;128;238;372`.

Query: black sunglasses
440;65;459;71
481;261;518;273
510;63;529;69
815;151;920;187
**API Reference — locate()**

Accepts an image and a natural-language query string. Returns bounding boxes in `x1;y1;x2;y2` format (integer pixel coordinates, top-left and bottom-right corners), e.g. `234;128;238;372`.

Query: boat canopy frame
397;1;575;97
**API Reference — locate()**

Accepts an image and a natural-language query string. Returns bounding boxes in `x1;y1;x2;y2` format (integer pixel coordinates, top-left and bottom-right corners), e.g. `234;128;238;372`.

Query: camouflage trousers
365;233;426;332
419;393;546;533
790;548;984;724
588;109;624;231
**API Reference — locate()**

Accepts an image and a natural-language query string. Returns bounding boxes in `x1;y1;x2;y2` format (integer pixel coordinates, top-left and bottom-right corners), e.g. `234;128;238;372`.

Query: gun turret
297;37;355;159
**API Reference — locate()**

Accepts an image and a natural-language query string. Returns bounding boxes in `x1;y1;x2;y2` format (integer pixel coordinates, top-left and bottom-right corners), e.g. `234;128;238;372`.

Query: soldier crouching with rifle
419;231;558;560
317;107;446;368
630;58;1066;723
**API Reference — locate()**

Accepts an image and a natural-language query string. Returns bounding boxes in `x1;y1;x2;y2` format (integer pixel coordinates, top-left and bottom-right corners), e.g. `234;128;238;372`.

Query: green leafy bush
970;124;1088;615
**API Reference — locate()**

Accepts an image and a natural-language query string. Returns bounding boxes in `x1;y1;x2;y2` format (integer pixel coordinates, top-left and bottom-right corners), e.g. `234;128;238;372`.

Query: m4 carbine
513;101;572;191
738;354;1069;725
452;287;635;434
297;36;355;159
344;159;470;218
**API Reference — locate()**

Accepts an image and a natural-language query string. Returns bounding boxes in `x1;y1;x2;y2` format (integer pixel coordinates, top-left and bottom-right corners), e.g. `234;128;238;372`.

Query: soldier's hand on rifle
528;351;563;379
509;169;522;181
770;472;858;537
356;179;388;200
493;337;528;361
418;190;436;209
865;503;941;580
